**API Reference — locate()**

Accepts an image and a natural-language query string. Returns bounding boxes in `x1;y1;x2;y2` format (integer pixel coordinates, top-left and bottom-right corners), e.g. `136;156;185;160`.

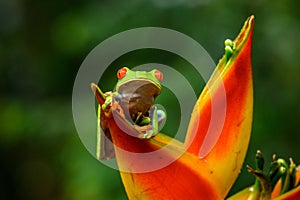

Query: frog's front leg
102;92;125;118
142;106;166;139
102;91;114;110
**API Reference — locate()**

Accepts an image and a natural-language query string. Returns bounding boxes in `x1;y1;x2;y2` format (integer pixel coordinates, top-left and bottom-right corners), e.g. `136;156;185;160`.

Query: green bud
255;150;265;171
224;39;234;47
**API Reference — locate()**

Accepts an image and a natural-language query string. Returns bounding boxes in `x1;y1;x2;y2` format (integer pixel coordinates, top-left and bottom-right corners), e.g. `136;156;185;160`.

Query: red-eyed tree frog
93;67;166;160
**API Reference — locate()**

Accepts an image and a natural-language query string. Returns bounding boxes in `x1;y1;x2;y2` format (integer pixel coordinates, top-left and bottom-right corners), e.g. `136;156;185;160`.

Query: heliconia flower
227;151;300;200
91;15;254;199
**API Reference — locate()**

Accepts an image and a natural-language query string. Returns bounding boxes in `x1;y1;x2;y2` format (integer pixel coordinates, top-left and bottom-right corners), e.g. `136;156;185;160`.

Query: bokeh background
1;0;300;199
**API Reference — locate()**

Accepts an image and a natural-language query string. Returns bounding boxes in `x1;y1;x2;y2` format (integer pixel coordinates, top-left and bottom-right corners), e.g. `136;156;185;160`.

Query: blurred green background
1;0;300;199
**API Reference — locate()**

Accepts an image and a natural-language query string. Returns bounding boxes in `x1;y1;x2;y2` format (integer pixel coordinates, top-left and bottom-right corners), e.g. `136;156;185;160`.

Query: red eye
154;70;163;82
117;67;128;79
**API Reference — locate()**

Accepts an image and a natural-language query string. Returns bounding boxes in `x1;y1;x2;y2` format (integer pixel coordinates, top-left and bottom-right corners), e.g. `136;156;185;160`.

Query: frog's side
102;67;166;139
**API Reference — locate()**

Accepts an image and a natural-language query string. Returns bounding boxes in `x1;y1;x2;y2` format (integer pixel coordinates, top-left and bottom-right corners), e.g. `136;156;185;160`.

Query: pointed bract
185;15;254;196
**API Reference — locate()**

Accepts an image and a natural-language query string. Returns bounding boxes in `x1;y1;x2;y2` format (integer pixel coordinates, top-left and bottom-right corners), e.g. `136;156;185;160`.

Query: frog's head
115;67;163;94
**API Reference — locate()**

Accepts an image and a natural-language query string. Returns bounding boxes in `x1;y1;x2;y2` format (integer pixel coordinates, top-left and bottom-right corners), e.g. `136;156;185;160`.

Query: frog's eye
154;70;163;82
117;67;127;79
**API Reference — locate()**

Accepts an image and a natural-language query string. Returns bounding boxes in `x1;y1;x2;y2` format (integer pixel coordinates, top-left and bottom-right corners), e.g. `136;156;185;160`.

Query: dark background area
1;0;300;199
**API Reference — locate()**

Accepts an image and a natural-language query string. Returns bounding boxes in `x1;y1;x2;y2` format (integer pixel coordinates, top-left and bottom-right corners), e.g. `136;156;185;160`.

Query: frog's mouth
117;79;161;123
118;79;161;97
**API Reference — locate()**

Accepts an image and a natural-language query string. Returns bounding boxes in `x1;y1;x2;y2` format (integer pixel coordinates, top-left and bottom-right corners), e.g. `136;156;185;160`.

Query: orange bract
92;15;255;200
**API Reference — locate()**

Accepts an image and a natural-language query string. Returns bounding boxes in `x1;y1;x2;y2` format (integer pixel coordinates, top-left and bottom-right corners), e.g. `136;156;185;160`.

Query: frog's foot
103;91;116;98
102;91;117;111
109;101;124;118
143;131;155;139
139;116;151;126
136;126;157;139
136;106;164;139
138;132;154;139
104;101;125;118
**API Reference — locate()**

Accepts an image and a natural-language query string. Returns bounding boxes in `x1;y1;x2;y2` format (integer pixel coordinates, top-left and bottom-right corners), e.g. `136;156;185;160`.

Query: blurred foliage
1;0;300;199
